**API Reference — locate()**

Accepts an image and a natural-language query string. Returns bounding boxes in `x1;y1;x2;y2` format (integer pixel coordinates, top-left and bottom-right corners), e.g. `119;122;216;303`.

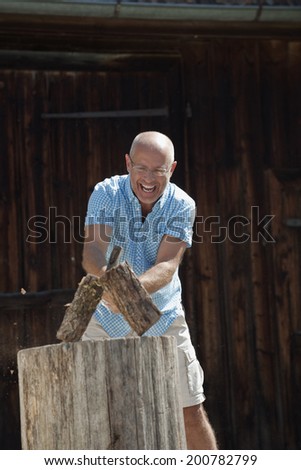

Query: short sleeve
85;181;112;226
164;202;196;247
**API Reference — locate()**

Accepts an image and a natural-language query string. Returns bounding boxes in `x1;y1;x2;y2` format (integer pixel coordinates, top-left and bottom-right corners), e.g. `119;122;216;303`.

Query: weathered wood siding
181;39;301;449
0;37;300;449
0;64;183;293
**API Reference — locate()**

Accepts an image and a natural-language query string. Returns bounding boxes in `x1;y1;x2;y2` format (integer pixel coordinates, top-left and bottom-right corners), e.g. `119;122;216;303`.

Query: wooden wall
0;35;300;449
0;62;183;293
181;39;301;449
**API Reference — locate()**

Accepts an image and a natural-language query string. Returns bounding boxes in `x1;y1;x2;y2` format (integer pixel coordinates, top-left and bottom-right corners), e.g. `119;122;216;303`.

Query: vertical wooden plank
211;40;246;449
291;332;301;449
181;40;227;448
19;71;48;292
0;71;24;291
212;39;269;449
233;40;279;450
264;169;301;448
85;72;107;191
0;70;10;291
260;40;299;168
287;42;301;168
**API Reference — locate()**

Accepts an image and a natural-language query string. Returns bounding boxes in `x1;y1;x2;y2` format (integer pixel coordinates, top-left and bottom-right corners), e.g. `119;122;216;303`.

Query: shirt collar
124;175;137;203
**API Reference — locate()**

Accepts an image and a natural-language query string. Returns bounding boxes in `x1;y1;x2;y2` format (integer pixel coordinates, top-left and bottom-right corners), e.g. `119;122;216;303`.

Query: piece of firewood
56;274;104;342
101;261;162;336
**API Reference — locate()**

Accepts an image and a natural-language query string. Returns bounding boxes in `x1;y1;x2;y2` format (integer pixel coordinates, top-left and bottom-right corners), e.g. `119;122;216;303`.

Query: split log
56;274;103;342
101;261;162;336
17;336;186;450
57;245;161;340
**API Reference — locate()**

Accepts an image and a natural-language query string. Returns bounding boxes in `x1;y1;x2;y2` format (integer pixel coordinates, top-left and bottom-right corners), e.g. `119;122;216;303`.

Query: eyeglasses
129;154;172;177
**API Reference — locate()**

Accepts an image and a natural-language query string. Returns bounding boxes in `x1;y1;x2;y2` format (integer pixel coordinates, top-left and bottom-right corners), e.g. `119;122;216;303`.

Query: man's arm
82;228;186;311
82;224;111;277
82;224;122;312
138;235;187;294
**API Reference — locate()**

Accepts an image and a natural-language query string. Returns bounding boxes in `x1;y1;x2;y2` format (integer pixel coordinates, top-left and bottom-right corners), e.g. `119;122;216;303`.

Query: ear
170;161;177;176
125;154;131;173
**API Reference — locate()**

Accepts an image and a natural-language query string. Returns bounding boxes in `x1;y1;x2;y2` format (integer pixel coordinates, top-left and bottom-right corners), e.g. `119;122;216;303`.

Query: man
82;131;217;449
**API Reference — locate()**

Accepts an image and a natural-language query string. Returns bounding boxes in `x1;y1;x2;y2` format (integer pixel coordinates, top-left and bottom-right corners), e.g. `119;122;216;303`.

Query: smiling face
125;132;177;215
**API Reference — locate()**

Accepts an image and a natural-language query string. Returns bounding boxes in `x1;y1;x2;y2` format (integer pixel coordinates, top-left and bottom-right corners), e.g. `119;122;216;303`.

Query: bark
56;274;103;342
101;261;162;336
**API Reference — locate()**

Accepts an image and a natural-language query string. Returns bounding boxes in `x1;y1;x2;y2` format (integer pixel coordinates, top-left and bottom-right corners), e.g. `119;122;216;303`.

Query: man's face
125;144;177;214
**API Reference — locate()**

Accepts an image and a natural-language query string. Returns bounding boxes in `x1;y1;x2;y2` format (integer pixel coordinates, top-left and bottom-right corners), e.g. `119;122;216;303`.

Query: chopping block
18;336;186;449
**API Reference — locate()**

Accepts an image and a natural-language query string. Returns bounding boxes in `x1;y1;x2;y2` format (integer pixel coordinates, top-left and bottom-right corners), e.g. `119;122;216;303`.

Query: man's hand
82;224;111;277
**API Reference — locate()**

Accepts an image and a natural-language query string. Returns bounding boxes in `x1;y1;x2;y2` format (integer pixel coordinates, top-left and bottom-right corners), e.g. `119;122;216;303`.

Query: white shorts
82;314;206;408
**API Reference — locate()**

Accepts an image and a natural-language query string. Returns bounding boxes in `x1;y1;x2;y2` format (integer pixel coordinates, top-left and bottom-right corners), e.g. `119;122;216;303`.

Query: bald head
130;131;175;166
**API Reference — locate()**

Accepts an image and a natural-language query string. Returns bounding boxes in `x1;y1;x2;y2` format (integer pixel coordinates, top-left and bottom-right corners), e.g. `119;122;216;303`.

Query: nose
143;169;156;181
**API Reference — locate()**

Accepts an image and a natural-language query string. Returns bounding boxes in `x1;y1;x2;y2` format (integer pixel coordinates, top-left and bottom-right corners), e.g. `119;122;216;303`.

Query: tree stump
17;336;186;450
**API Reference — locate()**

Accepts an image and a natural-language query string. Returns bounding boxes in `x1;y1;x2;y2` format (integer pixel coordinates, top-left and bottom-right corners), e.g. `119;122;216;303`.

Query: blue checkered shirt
85;175;195;337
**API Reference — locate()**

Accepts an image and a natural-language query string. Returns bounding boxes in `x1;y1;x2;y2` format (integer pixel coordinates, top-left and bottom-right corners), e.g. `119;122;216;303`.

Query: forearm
138;260;176;294
139;237;186;295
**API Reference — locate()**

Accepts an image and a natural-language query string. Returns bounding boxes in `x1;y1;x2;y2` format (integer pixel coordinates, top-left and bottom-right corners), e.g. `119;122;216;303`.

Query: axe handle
106;246;122;271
